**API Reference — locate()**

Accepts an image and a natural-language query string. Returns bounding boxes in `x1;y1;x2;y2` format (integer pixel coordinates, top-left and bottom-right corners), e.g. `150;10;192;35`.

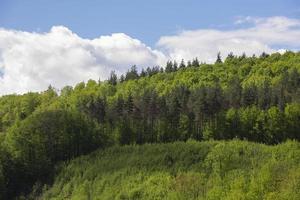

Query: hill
0;51;300;199
40;140;300;200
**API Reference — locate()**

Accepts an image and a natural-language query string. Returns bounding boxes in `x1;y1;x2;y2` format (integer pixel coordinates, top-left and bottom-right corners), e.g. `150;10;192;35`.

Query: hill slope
1;52;300;199
41;140;300;200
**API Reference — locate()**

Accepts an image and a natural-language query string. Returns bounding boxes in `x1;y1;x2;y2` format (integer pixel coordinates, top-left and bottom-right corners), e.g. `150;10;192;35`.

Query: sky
0;0;300;95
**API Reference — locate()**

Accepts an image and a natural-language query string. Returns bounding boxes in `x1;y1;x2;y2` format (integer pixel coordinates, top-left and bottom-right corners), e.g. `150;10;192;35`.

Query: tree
225;108;241;139
227;52;234;60
192;58;200;67
226;76;242;108
288;68;300;102
60;86;73;97
179;59;186;69
258;80;271;109
284;103;300;140
168;96;181;141
242;85;258;107
86;79;97;88
189;87;209;138
119;74;125;83
0;149;7;199
272;71;289;111
260;52;269;58
239;106;263;141
140;69;147;77
7;109;104;163
146;66;160;77
173;61;178;71
266;106;285;143
19;93;41;120
40;85;58;106
165;61;174;73
126;94;134;115
93;97;106;123
118;121;133;145
108;71;118;85
5;109;107;198
215;52;222;64
74;82;85;91
125;65;139;81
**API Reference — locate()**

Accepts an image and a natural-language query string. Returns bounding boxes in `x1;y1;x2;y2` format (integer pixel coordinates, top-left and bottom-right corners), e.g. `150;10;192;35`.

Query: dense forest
0;51;300;199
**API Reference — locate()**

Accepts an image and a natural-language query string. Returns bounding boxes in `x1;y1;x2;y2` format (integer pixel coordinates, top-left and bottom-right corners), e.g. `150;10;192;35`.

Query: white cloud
157;16;300;63
0;26;166;95
0;16;300;95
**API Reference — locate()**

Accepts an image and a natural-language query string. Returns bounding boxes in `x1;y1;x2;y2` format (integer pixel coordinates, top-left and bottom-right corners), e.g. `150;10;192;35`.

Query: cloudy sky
0;0;300;95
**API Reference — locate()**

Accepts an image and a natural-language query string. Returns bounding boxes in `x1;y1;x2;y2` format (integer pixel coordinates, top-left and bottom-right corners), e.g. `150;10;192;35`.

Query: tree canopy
0;51;300;199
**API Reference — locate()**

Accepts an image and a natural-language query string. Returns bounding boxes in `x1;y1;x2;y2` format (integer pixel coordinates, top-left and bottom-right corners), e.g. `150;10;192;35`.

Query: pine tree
126;94;134;115
125;65;139;81
119;74;125;83
179;59;186;69
165;61;173;73
108;71;118;85
242;85;258;107
192;58;200;67
215;52;222;64
140;69;147;77
173;61;178;71
260;52;269;58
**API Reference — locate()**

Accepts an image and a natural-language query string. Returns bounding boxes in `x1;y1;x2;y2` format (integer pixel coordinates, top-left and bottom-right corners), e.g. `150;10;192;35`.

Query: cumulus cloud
157;16;300;63
0;16;300;95
0;26;166;95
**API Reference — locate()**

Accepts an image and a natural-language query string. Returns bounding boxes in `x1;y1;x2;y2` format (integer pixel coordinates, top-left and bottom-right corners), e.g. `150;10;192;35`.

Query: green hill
0;52;300;199
40;140;300;200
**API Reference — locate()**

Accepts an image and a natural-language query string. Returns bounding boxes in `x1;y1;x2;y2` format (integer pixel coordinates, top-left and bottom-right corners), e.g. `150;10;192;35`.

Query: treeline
0;51;300;198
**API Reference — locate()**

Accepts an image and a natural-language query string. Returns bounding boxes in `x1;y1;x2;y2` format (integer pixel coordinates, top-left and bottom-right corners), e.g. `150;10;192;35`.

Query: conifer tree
215;52;222;63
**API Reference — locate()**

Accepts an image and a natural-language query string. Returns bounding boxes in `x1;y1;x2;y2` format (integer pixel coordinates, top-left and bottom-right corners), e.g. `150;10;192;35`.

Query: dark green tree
108;71;118;85
215;52;222;63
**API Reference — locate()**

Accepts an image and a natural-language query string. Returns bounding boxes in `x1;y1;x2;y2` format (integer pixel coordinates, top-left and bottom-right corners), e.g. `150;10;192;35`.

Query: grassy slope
40;140;300;200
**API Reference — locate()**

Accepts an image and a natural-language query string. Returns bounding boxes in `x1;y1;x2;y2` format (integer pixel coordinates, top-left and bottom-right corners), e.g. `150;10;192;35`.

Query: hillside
0;52;300;199
40;140;300;200
1;52;300;144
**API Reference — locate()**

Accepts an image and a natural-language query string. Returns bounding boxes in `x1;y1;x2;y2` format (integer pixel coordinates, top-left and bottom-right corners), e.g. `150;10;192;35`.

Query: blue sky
0;0;299;46
0;0;300;94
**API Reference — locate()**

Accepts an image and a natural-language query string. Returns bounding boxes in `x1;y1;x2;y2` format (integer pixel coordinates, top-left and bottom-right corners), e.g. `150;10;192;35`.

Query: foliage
0;51;300;198
1;109;109;198
41;140;300;200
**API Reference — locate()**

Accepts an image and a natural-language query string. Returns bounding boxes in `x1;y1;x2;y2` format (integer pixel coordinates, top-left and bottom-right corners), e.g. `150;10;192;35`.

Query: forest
0;51;300;199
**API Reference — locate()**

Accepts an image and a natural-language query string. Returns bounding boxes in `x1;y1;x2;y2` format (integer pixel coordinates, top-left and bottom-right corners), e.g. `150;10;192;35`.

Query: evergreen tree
242;85;258;107
140;69;147;77
187;60;192;68
192;58;200;67
215;52;222;64
179;59;186;69
108;71;118;85
119;74;125;83
165;61;174;73
226;76;242;108
173;61;178;71
126;94;134;115
260;52;269;58
125;65;139;81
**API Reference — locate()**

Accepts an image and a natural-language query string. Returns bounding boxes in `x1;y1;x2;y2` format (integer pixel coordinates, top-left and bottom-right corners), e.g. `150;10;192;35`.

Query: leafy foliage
41;140;300;200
